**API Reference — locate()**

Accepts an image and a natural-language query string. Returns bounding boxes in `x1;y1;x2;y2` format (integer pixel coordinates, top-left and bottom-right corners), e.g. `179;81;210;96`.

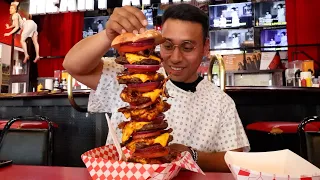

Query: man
63;4;250;172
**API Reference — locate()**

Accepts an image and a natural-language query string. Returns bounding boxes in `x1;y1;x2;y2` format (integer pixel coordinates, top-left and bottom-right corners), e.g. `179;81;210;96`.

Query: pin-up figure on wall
4;2;40;63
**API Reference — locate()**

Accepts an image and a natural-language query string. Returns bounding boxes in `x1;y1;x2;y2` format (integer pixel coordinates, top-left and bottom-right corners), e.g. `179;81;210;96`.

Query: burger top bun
111;29;165;49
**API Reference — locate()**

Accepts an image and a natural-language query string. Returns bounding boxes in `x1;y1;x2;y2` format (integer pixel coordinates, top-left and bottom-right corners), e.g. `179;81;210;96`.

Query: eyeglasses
161;40;196;53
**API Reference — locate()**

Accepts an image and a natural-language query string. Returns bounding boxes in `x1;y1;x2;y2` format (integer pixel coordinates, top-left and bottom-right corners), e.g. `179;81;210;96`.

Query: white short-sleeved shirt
88;58;250;153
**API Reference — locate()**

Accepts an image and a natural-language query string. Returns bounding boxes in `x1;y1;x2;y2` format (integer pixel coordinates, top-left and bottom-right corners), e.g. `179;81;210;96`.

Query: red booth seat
0;120;58;129
246;121;319;134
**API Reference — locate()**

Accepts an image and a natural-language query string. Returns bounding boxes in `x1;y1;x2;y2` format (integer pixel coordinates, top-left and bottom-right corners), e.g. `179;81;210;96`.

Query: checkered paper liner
228;164;320;180
81;144;204;180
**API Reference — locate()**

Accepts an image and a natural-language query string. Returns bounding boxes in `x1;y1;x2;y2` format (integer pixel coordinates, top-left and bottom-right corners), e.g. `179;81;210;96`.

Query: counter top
226;86;320;92
0;90;90;99
1;86;319;99
0;165;234;180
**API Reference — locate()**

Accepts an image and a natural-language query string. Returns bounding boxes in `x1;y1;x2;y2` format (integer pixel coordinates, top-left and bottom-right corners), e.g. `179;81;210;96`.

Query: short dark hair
161;3;209;44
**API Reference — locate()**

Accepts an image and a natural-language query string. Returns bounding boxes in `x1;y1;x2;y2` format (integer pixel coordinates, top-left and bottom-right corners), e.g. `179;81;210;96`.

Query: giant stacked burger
111;30;177;164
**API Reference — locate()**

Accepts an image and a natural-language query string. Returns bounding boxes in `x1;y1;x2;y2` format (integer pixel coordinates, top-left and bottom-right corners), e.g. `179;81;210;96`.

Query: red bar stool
0;116;58;166
298;116;320;168
246;121;319;154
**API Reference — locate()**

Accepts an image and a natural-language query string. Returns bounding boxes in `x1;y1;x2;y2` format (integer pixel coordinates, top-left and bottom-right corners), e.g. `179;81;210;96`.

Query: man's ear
203;38;210;57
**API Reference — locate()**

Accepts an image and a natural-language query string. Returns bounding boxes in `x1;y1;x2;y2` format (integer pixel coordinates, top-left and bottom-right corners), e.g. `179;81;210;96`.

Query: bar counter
0;165;234;180
1;86;320;99
0;86;319;167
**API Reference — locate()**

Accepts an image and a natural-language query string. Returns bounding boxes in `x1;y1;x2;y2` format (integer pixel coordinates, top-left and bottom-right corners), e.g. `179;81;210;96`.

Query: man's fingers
111;15;135;33
108;20;125;35
106;6;148;40
123;6;148;26
117;8;144;33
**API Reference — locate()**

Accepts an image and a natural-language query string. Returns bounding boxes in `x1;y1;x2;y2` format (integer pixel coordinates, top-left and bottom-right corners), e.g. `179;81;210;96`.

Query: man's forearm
63;30;111;75
197;148;243;172
197;151;230;172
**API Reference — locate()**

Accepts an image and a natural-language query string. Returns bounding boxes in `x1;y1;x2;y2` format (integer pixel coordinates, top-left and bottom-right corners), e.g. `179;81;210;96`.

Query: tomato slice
118;40;155;53
132;130;163;140
124;64;160;73
118;44;154;53
129;101;154;109
132;113;165;122
132;128;172;140
127;82;160;93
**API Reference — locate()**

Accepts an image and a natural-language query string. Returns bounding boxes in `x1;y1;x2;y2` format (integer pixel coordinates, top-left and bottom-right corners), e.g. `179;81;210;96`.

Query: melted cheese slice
125;53;161;64
126;133;171;151
121;89;161;103
122;121;150;143
154;133;170;147
142;89;162;102
119;74;159;83
123;112;131;119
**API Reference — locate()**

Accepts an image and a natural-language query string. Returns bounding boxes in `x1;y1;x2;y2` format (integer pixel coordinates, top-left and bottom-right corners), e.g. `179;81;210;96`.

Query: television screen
210;0;227;4
142;9;154;30
254;0;286;26
210;28;254;55
260;28;288;51
210;28;254;49
210;0;252;4
83;16;109;38
83;16;115;57
209;2;253;29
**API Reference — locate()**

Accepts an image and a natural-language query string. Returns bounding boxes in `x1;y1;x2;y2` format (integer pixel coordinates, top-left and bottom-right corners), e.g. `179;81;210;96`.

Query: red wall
0;1;22;47
1;1;320;77
37;12;84;77
0;1;84;77
286;0;320;69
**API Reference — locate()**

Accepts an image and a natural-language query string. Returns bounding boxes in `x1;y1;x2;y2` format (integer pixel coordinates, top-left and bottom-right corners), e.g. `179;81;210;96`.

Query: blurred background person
276;4;285;23
231;7;240;27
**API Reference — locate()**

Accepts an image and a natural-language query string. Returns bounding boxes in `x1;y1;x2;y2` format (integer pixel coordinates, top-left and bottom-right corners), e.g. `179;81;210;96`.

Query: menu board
223;54;245;71
223;52;261;71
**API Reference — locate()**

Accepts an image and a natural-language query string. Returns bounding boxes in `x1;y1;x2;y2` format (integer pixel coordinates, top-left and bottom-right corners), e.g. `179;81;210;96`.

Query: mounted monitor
209;2;253;29
83;16;109;38
209;28;254;55
210;28;254;49
142;9;154;30
260;28;287;51
254;0;286;27
83;16;115;57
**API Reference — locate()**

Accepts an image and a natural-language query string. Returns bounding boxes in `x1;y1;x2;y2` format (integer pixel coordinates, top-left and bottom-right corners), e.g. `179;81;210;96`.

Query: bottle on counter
53;78;60;90
301;79;306;87
37;83;43;92
61;78;67;90
300;71;312;87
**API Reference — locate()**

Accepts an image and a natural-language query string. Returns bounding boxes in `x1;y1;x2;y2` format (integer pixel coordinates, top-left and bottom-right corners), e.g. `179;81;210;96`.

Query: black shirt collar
170;76;204;93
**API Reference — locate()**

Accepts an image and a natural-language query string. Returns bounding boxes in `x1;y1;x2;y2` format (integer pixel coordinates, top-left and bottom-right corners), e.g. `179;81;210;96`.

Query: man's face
160;19;208;83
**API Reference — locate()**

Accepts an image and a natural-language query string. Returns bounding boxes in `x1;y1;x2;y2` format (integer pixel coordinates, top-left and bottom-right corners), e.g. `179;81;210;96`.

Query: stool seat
310;122;320;129
246;121;319;134
0;120;58;129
